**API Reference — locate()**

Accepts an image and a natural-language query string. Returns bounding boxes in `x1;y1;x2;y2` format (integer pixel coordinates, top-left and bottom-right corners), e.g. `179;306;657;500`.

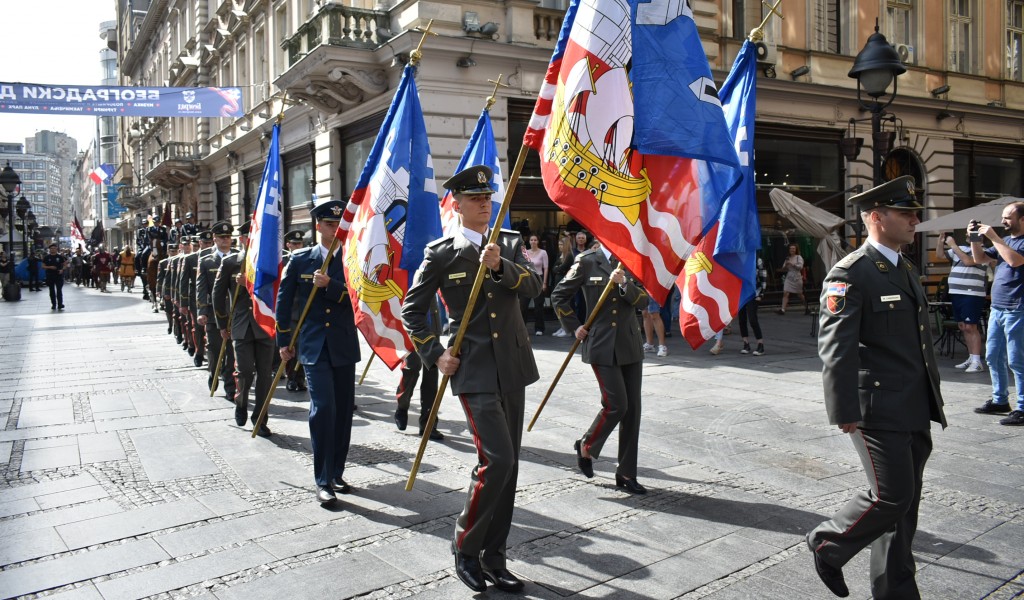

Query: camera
968;219;982;243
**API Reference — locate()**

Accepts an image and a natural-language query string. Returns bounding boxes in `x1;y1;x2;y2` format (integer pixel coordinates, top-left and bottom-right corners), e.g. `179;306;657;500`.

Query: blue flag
440;110;510;234
244;122;284;338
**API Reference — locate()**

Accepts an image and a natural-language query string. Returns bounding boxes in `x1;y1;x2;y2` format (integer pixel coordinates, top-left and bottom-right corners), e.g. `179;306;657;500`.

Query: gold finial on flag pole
277;93;288;123
749;0;783;42
484;75;508;111
409;19;438;67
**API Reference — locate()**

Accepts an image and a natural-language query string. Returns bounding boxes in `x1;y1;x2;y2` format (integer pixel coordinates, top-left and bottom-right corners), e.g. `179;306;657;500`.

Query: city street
0;283;1021;600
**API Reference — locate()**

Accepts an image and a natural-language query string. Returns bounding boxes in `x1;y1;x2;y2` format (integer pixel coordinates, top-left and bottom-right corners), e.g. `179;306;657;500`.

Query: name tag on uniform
589;276;604;282
300;274;314;279
880;294;901;302
449;272;467;280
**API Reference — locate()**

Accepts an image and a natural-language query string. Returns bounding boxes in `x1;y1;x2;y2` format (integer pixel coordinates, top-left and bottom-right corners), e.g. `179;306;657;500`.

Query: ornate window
949;0;976;73
1008;0;1024;81
812;0;842;53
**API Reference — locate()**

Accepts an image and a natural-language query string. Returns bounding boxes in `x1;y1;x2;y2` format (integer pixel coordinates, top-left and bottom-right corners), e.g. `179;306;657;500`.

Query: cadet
159;244;179;335
213;221;273;437
198;222;236;402
173;237;193;352
551;247;648;494
276;202;361;505
401;165;541;593
394;293;443;440
807;176;947;599
183;230;214;367
282;229;307;392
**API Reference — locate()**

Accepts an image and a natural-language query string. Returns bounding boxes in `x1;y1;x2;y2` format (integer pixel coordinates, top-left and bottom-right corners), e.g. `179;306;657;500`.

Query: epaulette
426;236;455;250
579;248;600;259
833;251;866;270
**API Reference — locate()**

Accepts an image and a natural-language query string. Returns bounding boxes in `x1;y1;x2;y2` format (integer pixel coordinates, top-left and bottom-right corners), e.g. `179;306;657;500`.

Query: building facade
112;0;1024;285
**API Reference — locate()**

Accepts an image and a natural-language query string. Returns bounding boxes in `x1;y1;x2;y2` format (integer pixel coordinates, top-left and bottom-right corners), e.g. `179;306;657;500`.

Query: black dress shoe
394;408;408;431
454;552;487;592
234;404;247;426
296;381;307;391
419;427;444;441
57;305;64;311
806;534;849;597
286;380;297;392
330;477;351;494
316;486;337;504
615;474;647;495
187;346;195;357
482;567;524;592
193;355;204;368
254;424;272;437
574;439;594;478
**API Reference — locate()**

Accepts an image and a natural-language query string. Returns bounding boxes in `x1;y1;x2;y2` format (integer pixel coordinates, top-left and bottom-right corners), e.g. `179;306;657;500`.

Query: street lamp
846;18;906;243
0;162;20;260
22;209;36;257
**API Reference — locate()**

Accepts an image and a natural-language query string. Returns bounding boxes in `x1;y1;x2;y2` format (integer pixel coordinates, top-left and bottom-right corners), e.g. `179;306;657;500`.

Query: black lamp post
18;203;33;259
846;18;907;243
0;162;20;261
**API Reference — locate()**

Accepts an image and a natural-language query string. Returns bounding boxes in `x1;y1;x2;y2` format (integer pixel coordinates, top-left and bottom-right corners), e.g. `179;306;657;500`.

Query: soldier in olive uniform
394;293;443;440
213;221;274;437
158;244;179;335
806;176;947;600
181;231;213;367
551;247;649;494
198;222;236;401
401;165;541;594
170;237;191;347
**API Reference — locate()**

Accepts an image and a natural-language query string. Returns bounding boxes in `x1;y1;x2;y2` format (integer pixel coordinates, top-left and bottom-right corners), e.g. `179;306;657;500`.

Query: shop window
953;141;1024;211
340;113;386;198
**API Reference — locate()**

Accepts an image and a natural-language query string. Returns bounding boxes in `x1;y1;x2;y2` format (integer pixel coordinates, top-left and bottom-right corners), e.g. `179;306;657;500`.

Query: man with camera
935;230;987;372
969;204;1024;426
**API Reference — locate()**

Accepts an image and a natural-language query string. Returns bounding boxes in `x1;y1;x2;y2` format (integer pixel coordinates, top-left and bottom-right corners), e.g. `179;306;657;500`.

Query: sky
0;0;117;154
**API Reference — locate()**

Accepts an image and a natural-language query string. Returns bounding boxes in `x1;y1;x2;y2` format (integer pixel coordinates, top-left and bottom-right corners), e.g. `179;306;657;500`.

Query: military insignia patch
567;263;579;278
826;295;846;315
477;170;488;184
826;282;847;296
875;261;889;272
331;206;343;216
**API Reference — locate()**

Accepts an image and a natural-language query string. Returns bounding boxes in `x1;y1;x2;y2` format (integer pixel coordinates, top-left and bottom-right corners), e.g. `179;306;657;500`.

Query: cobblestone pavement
0;284;1021;599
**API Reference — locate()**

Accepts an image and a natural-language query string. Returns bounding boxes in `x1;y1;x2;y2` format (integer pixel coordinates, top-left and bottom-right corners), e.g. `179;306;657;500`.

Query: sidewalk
0;283;1021;599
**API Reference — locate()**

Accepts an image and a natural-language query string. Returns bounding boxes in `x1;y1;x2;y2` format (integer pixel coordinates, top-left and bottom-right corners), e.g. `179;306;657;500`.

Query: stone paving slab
0;527;69;565
154;507;312;556
55;497;216;550
0;472;99;502
130;424;219;481
0;538;169;598
192;421;308;493
95;544;276;599
0;499;123;539
39;583;104;600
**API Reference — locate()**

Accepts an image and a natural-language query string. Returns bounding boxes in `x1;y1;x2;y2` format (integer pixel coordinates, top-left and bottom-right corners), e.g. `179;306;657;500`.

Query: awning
915;197;1019;232
769;188;849;270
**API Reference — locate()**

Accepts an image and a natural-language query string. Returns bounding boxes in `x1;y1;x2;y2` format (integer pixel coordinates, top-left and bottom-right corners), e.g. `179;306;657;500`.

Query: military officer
171;237;192;348
394;293;443;440
198;222;237;402
276;203;360;505
181;230;213;367
282;229;307;392
213;221;274;437
401;165;541;593
158;243;179;335
551;246;649;494
182;212;198;237
807;176;947;599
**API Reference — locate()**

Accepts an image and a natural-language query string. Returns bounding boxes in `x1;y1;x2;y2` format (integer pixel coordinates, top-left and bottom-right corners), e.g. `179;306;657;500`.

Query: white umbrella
769;188;849;270
915;197;1019;232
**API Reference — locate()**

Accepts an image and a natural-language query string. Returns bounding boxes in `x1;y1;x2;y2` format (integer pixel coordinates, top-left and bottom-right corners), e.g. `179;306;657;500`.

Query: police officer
198;222;236;402
276;202;361;505
182;212;198;237
158;243;179;335
42;243;67;310
394;293;443;440
213;221;274;437
401;165;541;593
282;229;307;392
551;246;648;494
807;176;947;599
181;230;214;367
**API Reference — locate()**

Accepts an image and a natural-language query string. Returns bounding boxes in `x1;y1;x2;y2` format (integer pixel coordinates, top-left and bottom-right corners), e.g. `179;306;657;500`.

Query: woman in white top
522;234;549;335
776;243;808;315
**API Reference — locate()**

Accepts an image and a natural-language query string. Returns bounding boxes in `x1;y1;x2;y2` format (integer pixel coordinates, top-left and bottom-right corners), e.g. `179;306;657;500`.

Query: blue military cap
849;175;923;212
238;220;252;236
284;229;305;243
167;243;179;251
443;165;495;196
197;230;214;242
310;199;345;222
211;221;233;236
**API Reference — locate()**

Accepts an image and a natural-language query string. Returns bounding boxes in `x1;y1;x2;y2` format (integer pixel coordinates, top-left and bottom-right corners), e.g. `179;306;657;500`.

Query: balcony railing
147;142;200;172
534;8;564;43
282;2;390;67
116;186;150;210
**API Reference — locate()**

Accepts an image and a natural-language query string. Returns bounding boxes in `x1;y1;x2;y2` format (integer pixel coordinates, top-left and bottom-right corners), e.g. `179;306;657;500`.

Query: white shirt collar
318;243;339;259
460;227;485;248
866;238;900;267
600;246;612;263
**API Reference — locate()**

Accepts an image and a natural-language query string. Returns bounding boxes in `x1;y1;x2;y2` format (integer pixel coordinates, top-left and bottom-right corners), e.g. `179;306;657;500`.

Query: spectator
642;294;668;357
119;246;136;292
776;243;808;315
738;255;767;356
935;231;986;372
970;203;1024;426
551;236;574;337
521;234;549;335
571;231;590;322
0;251;9;287
27;251;41;292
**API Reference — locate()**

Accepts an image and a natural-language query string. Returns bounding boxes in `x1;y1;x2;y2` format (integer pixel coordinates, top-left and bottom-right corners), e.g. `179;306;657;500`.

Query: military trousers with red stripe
807;428;932;600
581;361;642;478
453;388;524;570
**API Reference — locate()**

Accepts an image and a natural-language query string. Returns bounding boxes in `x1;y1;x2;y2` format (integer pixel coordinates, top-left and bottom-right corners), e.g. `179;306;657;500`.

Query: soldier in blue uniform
276;201;361;505
42;244;66;310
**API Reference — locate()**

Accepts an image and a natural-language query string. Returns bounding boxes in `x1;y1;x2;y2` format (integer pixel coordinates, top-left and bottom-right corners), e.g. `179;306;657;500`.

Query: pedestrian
70;248;84;286
570;231;589;323
394;293;444;441
521;234;549;336
199;222;236;403
0;250;10;287
42;243;66;310
401;165;541;593
969;202;1024;425
641;292;668;357
550;235;574;337
27;250;41;292
111;247;121;287
776;243;808;315
551;245;649;495
935;231;986;372
738;254;767;356
276;203;361;505
119;245;136;292
94;245;112;292
807;176;946;599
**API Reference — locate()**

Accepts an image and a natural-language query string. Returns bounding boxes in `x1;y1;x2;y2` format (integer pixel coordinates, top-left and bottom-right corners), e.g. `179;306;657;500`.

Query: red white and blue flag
244;122;284;338
678;39;761;348
341;65;441;369
89;164;114;185
524;0;740;304
440;109;510;235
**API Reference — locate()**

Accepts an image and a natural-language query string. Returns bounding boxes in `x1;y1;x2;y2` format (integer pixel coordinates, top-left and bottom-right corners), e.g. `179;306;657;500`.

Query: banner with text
0;82;244;118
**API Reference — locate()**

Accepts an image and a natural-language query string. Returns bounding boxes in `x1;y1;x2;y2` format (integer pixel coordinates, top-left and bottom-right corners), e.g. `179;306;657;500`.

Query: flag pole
527;275;619;431
406;142;530;491
209;282;243;396
358;354;374;385
251;235;341;438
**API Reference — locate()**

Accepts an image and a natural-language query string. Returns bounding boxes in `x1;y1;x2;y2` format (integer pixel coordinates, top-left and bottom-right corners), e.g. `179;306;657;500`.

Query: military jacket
213;251;268;341
197;250;230;319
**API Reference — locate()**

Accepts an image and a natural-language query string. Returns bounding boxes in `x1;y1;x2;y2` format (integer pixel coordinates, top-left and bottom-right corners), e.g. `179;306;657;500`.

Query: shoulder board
579;248;600;259
426;235;455;250
833;251;866;270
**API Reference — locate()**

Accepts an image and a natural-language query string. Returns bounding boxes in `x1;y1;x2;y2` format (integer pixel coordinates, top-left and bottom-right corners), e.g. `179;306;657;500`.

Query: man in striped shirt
936;232;988;372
